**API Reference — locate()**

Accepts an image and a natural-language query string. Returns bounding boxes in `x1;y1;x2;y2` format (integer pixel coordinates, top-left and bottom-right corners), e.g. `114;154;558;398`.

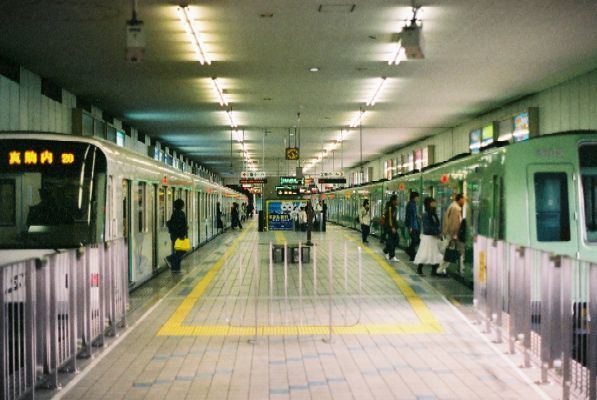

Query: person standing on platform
360;199;371;243
240;203;247;222
385;194;399;261
166;199;188;273
231;202;243;230
380;205;388;247
414;197;444;276
405;192;421;261
299;206;307;231
314;200;323;231
305;200;315;246
441;193;466;274
216;202;224;233
321;200;328;232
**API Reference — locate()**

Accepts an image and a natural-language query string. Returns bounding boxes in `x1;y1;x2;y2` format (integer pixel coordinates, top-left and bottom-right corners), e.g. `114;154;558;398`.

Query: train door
152;183;159;273
196;190;201;244
121;179;132;283
527;164;578;257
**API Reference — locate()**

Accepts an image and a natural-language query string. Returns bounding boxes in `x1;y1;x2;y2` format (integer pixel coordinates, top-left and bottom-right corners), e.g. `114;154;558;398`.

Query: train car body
326;131;597;285
0;133;246;288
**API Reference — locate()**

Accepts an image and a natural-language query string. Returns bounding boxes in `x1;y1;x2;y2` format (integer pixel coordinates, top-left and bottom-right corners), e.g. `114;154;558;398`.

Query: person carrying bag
166;198;189;273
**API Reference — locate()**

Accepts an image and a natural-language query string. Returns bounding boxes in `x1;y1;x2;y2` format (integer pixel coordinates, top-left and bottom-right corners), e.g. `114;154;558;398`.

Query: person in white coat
360;199;371;243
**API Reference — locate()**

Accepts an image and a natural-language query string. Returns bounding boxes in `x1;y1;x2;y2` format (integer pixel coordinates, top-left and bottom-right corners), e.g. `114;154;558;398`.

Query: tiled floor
56;222;559;400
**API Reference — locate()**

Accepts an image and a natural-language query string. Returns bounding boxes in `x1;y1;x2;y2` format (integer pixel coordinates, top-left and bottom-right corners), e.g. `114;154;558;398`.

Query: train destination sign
317;178;346;184
7;150;75;166
279;176;304;186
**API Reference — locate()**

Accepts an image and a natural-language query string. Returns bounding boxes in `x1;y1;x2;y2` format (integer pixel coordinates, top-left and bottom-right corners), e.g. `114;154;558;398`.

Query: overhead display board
279;176;304;186
276;186;299;195
317;178;347;184
285;147;300;160
240;178;267;184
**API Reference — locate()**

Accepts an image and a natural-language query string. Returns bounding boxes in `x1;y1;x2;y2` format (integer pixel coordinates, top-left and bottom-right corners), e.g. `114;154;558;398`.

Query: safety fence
474;235;596;400
0;238;128;400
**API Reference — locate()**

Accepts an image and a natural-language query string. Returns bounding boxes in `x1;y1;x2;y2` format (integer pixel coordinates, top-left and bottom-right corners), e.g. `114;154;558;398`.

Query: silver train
0;133;247;288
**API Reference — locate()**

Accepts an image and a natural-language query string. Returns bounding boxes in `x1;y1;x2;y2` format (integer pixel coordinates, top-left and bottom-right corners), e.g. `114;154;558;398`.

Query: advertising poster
512;112;530;142
266;200;307;230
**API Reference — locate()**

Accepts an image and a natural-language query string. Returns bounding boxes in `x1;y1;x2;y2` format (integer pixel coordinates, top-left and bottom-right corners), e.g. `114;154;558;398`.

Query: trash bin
258;210;265;232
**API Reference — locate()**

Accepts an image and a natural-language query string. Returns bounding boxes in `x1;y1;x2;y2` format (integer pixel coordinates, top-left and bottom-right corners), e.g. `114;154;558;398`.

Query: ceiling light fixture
366;77;387;106
227;110;238;128
309;67;320;72
388;40;406;66
349;109;365;128
177;6;211;65
211;77;228;106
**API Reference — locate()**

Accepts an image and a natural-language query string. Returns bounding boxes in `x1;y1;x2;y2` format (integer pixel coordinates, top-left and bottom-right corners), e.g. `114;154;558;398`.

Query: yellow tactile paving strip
158;225;443;336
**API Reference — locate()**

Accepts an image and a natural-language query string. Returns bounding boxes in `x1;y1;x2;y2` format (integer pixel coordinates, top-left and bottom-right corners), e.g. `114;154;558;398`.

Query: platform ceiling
0;0;596;177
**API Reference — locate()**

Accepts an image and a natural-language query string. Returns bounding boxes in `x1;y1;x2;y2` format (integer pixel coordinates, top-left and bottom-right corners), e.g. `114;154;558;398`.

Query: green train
325;131;597;285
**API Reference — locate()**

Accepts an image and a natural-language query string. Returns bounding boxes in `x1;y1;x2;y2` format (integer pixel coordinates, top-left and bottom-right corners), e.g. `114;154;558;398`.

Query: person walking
405;192;421;261
321;200;328;232
360;199;371;243
414;197;444;276
442;193;466;274
385;194;399;261
166;198;188;273
305;200;315;246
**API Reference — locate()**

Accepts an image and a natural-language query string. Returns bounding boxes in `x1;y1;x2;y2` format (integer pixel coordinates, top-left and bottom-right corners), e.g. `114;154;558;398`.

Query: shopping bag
443;240;459;262
174;237;191;252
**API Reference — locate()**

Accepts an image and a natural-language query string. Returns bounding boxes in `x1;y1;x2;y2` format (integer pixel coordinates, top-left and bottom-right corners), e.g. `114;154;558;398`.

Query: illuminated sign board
469;129;481;154
481;124;494;147
317;178;346;184
240;178;267;185
280;176;304;186
116;130;125;147
512;112;530;142
7;150;75;166
276;186;299;195
285;147;300;160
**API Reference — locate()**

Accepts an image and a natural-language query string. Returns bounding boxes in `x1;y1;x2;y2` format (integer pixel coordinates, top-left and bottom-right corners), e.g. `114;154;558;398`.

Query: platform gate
473;235;597;400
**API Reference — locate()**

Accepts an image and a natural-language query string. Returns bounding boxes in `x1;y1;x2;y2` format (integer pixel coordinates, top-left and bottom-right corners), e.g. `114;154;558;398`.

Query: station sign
240;171;266;179
317;178;346;184
279;176;304;186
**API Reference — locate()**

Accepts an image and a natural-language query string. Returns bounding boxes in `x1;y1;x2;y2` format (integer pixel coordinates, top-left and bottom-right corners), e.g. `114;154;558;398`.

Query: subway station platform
54;223;559;400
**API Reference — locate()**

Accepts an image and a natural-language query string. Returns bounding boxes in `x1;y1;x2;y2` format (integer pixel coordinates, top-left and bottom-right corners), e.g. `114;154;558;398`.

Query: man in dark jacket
166;198;188;273
385;194;399;262
405;191;421;261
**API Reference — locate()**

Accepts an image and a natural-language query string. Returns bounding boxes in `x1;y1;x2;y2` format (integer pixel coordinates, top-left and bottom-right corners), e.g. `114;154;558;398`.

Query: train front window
0;140;107;249
579;144;597;242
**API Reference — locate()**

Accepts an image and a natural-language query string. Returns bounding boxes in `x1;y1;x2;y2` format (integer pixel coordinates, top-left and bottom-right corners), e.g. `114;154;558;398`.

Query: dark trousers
167;242;184;272
406;229;420;260
361;224;370;242
380;226;386;243
386;231;398;258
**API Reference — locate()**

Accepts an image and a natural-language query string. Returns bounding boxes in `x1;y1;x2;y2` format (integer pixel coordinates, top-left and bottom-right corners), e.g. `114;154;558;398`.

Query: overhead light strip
211;77;228;106
388;40;406;66
177;6;211;65
349;109;365;128
226;110;238;128
366;77;387;106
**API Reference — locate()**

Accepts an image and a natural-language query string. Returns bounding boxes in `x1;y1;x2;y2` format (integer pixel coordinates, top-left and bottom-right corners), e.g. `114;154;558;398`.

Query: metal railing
474;235;597;400
1;238;129;400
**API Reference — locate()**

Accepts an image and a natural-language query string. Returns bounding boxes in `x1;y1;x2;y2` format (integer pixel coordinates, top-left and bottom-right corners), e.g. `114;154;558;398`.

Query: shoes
164;257;172;269
389;257;399;262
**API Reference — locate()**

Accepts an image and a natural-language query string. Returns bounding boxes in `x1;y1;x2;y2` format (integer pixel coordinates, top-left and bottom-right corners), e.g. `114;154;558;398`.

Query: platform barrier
0;238;128;400
225;240;363;342
473;235;596;400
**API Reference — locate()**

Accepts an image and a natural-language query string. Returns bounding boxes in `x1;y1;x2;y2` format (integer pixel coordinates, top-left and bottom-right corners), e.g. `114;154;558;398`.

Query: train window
579;144;597;242
0;179;16;226
158;186;166;228
534;172;570;242
137;182;146;233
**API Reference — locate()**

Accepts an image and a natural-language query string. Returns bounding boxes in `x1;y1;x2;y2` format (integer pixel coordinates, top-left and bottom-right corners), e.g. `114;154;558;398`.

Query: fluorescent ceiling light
177;6;211;65
309;67;320;72
349;110;365;128
366;77;387;107
211;77;228;106
227;110;238;128
388;40;406;66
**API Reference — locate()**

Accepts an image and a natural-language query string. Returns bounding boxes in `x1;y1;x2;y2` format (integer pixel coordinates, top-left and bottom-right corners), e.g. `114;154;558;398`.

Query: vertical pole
299;242;303;325
251;246;259;344
25;263;36;399
313;245;317;296
284;241;288;324
269;242;273;325
343;241;348;325
68;254;78;372
561;258;572;400
0;267;6;400
324;240;333;343
588;263;597;400
358;246;363;323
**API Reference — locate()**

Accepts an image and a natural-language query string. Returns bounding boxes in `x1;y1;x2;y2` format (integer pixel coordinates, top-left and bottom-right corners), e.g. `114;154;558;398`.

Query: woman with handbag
166;198;189;273
413;197;444;276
